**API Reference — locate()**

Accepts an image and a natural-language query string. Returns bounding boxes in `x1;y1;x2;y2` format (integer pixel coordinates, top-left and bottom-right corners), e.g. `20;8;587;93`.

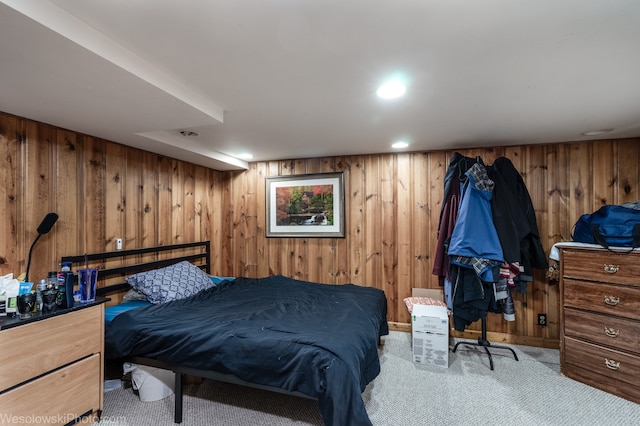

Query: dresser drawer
564;308;640;354
0;305;102;391
561;249;640;285
564;336;640;388
563;278;640;321
562;362;640;405
0;353;101;425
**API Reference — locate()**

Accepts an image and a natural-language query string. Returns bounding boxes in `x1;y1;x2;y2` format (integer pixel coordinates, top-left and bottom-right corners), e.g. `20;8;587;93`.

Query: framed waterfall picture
266;172;345;238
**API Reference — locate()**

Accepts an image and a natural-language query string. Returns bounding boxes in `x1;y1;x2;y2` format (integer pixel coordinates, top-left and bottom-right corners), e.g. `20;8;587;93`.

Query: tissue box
412;304;449;368
0;274;19;316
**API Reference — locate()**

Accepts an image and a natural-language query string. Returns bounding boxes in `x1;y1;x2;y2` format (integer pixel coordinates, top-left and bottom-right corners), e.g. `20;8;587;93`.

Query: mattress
104;300;152;325
105;275;388;426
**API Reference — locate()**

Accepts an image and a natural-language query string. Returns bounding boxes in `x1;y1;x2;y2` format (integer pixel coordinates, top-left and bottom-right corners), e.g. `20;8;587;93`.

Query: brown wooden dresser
559;246;640;404
0;300;106;425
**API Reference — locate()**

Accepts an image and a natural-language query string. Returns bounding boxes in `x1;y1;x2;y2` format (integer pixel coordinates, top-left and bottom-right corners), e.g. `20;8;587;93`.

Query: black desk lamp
24;212;58;282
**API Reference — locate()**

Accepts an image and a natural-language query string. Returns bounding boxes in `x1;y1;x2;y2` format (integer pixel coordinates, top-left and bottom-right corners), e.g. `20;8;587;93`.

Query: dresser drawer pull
603;264;619;274
604;327;620;338
604;358;620;371
604;296;620;306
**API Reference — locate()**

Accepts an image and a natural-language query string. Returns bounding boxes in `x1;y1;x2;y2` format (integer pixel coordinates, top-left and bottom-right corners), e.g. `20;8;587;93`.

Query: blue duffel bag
572;204;640;249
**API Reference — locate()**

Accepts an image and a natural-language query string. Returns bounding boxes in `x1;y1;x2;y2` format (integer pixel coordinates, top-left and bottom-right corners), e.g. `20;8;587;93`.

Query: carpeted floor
96;331;640;425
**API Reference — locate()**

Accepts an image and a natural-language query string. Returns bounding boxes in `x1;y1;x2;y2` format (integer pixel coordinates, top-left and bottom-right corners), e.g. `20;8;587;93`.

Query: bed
61;242;388;426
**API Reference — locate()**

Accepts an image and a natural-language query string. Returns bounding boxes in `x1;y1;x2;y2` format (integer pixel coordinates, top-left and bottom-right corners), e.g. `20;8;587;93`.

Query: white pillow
126;261;214;304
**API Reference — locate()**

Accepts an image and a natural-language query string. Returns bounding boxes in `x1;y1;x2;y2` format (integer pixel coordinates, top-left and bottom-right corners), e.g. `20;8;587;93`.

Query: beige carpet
95;331;640;425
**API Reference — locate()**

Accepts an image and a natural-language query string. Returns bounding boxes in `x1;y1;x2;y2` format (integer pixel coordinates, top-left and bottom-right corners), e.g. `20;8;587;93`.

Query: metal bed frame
62;242;213;423
61;241;311;423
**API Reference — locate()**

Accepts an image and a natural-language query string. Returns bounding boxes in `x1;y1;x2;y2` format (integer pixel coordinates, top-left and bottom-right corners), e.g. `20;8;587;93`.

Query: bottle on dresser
36;279;48;312
57;262;75;309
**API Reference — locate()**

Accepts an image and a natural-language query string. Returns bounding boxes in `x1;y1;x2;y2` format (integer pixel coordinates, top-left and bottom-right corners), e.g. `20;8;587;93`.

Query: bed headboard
60;241;211;297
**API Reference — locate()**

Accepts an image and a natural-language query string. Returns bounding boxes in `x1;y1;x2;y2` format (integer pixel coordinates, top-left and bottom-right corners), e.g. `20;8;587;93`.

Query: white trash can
123;362;175;402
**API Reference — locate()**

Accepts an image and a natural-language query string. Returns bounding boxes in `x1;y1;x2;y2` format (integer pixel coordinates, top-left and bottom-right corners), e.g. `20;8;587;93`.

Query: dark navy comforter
105;275;388;426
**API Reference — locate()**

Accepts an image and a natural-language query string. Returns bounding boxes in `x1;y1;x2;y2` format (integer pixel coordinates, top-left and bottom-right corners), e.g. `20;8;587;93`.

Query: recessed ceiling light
377;80;406;99
392;141;409;149
580;128;614;136
179;130;199;137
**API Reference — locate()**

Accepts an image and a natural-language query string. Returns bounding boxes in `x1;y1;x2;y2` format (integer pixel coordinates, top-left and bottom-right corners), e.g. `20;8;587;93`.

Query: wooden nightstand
0;298;107;425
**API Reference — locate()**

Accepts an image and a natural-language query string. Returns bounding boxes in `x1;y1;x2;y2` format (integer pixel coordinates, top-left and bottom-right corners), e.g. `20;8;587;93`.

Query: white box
412;304;449;368
412;304;449;334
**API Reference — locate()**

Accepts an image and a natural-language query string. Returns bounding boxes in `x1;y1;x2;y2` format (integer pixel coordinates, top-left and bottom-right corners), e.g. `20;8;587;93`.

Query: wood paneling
1;110;638;348
0;112;221;283
0;115;19;276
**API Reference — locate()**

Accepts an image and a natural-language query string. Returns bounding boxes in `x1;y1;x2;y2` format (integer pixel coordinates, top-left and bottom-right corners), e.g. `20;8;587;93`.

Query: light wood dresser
0;300;106;425
559;246;640;404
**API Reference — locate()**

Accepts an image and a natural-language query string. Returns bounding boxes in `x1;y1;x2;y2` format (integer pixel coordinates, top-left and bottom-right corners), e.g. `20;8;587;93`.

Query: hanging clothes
432;153;548;332
450;264;495;331
448;162;504;282
432;180;460;287
447;162;506;330
488;157;548;274
432;153;480;286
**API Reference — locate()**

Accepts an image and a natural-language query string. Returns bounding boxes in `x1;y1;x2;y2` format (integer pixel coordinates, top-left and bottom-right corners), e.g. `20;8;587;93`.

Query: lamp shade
37;213;58;234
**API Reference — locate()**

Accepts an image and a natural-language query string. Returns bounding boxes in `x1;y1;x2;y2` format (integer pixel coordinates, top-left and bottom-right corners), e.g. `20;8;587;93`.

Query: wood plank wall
1;111;638;347
0;112;222;295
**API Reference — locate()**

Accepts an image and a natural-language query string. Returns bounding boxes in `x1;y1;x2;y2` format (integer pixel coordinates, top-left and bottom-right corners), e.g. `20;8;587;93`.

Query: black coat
488;157;548;274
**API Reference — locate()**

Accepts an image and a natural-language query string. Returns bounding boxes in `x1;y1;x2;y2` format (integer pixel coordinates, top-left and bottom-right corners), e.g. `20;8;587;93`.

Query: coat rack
452;314;518;370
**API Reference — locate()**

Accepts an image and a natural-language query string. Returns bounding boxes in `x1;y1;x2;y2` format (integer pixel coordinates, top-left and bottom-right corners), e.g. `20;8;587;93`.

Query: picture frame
266;172;345;238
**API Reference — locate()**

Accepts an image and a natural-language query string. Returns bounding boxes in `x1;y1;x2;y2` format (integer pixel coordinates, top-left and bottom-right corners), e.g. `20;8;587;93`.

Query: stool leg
452;316;518;370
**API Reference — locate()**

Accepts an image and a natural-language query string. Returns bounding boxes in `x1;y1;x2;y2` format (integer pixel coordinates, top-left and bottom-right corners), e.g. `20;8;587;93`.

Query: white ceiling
1;1;639;171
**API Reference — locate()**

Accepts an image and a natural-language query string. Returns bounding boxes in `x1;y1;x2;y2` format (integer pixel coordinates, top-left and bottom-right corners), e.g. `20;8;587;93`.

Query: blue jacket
448;163;504;281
